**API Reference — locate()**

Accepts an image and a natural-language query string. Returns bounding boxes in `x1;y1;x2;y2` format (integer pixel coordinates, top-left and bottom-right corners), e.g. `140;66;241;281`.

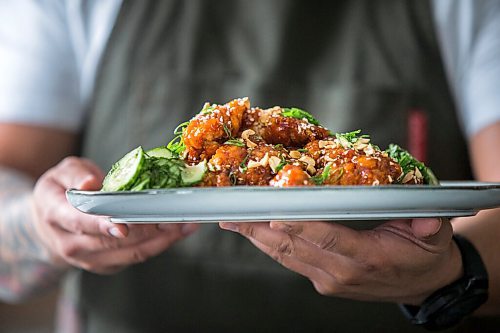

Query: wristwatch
399;234;489;331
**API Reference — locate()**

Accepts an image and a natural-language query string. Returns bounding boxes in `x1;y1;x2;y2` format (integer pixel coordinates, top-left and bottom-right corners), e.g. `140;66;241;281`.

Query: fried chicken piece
183;97;250;163
243;107;330;148
305;139;403;185
201;144;247;186
270;164;311;187
241;144;283;186
202;142;288;186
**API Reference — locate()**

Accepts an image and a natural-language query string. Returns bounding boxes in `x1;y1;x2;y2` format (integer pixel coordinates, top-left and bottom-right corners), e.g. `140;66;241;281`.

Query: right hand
32;157;198;274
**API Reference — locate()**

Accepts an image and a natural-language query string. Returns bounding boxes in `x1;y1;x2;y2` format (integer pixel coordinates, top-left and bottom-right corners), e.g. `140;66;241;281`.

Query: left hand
220;219;463;305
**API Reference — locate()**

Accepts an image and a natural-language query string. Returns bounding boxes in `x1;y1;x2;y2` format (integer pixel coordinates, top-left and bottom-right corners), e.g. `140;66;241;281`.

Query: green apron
74;1;473;332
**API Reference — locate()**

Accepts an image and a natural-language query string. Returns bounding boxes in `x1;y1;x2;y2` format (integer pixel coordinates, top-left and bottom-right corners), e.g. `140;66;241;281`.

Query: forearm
452;208;500;316
0;167;66;303
458;122;500;315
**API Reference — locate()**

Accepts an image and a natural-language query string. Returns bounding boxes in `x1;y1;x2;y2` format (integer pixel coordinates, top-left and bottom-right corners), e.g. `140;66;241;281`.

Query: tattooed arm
0;124;77;302
0;167;66;302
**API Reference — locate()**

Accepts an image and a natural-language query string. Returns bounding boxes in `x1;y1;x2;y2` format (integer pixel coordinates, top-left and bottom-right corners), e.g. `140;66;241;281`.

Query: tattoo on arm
0;167;64;302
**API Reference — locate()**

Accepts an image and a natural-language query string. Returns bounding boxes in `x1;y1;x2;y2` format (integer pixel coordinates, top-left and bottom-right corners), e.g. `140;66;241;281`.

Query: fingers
48;203;127;237
220;222;362;294
221;219;458;304
52;223;197;274
248;237;336;294
50;156;104;190
35;157;129;238
376;218;452;252
220;222;343;268
33;156;200;274
269;221;362;258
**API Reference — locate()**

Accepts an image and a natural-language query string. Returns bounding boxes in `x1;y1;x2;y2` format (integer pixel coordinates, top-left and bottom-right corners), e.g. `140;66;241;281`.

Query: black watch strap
399;234;489;330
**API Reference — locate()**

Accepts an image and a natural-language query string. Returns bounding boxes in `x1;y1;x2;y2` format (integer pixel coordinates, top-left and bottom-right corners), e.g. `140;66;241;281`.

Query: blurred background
0;290;58;332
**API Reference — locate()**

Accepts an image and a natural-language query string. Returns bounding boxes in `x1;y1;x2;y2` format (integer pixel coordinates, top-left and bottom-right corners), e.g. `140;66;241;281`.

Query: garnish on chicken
174;98;430;187
103;97;435;192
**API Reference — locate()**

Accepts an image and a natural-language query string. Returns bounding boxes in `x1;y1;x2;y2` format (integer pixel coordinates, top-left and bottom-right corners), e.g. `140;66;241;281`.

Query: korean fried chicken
179;98;423;187
243;106;330;147
183;97;250;163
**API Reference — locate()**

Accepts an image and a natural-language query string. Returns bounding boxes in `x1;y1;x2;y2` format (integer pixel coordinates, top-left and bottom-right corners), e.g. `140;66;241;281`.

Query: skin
220;121;500;310
0;123;198;294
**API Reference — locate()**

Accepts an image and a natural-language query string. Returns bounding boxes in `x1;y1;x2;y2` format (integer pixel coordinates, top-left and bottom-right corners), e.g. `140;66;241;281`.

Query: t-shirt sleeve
0;1;83;131
432;0;500;138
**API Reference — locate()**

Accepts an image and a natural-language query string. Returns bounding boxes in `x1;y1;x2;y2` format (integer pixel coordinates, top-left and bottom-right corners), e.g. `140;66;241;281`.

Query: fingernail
220;222;239;232
108;227;123;238
181;224;199;236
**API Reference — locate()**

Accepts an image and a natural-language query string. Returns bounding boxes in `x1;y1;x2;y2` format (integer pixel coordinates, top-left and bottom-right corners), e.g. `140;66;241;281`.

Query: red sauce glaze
182;98;413;187
270;165;311;187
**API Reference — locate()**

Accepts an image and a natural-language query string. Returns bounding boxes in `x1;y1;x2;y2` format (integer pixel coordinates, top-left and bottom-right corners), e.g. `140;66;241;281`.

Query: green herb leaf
167;121;189;155
311;164;332;185
335;130;368;145
275;155;287;172
222;123;233;138
282;107;320;125
224;139;245;147
239;154;250;173
167;135;186;155
173;121;189;135
385;144;439;185
200;103;215;115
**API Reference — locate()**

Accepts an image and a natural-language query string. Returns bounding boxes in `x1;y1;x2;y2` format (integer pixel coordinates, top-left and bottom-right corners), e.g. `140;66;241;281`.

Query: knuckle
239;224;256;239
313;281;336;296
333;270;359;286
60;242;80;258
130;249;149;264
318;231;340;251
364;255;384;273
99;236;121;250
60;156;79;168
269;236;295;263
288;223;303;235
70;221;85;235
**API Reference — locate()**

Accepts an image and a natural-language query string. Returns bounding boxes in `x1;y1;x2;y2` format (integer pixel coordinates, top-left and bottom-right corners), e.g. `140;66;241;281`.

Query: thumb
77;175;103;191
411;218;442;239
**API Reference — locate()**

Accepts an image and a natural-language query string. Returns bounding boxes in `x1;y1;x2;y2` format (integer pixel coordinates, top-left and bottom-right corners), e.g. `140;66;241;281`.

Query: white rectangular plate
65;181;500;223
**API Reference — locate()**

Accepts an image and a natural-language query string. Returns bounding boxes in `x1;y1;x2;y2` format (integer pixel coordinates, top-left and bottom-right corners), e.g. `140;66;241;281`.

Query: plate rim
67;181;500;197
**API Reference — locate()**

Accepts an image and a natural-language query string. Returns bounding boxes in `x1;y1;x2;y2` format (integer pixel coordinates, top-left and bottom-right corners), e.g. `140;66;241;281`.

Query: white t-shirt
0;0;499;138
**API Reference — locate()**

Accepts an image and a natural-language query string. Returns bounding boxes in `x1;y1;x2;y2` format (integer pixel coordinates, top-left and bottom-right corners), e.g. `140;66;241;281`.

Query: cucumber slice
146;146;174;159
181;160;207;185
102;146;145;191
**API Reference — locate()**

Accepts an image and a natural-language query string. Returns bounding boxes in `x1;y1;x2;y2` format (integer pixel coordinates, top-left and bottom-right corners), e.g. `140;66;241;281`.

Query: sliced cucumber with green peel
146;146;174;159
181;160;207;185
102;146;145;191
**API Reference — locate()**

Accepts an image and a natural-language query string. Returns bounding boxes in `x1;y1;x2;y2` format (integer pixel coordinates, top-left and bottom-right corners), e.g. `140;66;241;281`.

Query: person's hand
32;157;198;274
220;219;463;305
